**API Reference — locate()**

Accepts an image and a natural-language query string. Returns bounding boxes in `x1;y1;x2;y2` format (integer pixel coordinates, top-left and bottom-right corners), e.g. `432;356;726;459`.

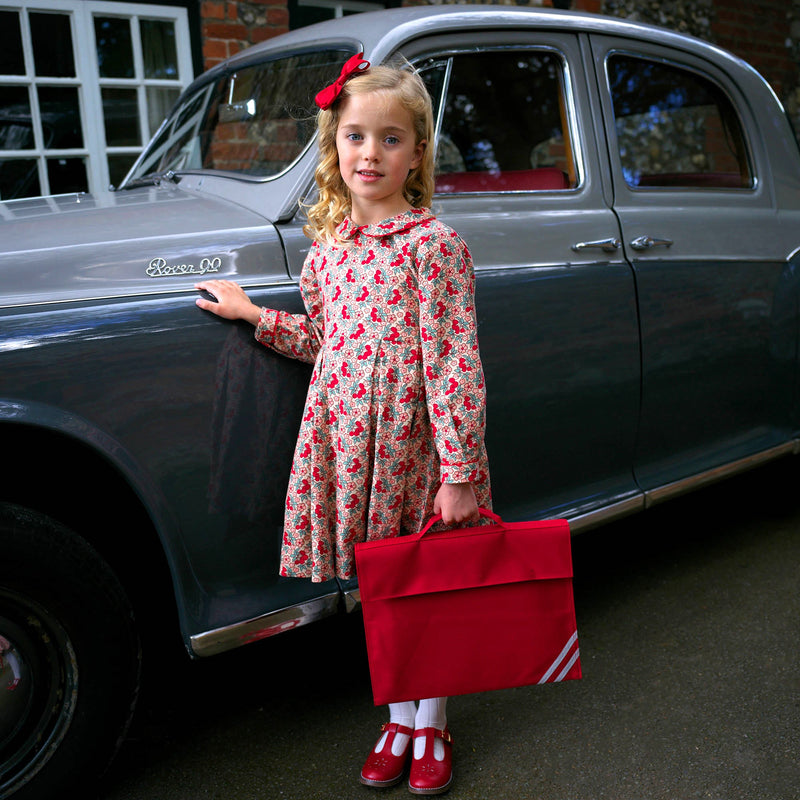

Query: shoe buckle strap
438;728;453;744
382;721;414;736
412;726;453;744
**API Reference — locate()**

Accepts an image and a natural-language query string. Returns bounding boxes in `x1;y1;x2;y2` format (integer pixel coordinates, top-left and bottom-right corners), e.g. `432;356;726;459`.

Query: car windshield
123;47;355;186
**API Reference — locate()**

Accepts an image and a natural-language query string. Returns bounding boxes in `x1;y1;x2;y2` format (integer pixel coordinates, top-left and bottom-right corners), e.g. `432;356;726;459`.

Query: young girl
196;55;491;795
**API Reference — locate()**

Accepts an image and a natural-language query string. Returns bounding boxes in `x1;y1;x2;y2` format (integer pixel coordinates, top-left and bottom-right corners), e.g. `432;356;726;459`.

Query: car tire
0;504;141;800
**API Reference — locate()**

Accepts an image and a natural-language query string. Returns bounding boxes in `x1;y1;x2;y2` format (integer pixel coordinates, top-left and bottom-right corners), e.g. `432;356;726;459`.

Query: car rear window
607;54;753;190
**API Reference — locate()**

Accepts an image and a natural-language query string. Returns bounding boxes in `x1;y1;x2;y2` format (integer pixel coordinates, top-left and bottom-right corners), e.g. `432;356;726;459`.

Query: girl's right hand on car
195;280;263;325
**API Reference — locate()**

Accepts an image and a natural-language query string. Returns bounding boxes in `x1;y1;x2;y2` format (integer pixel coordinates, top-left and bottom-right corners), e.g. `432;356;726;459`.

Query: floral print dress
255;208;491;582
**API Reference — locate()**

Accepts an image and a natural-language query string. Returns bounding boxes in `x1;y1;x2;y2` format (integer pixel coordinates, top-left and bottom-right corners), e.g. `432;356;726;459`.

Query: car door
589;36;797;495
396;31;642;527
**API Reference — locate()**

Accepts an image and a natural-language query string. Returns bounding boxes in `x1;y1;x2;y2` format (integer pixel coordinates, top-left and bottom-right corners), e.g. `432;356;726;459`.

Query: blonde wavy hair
303;62;435;243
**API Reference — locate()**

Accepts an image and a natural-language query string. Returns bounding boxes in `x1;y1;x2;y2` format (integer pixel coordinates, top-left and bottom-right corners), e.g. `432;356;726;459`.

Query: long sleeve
254;243;325;364
416;229;487;483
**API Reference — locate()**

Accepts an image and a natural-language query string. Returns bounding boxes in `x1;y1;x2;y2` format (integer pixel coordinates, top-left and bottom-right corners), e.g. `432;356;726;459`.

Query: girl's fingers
195;280;261;324
195;280;244;318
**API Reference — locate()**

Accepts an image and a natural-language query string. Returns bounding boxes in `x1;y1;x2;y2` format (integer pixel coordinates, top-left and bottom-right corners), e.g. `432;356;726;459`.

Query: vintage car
1;5;799;798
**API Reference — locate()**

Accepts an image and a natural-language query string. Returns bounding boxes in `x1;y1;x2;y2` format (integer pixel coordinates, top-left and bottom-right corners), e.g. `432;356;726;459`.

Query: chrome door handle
630;235;673;251
571;238;621;253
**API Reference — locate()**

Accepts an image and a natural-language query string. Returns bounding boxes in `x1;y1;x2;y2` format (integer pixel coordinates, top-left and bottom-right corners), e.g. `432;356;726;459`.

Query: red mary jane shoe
408;727;453;796
360;722;414;788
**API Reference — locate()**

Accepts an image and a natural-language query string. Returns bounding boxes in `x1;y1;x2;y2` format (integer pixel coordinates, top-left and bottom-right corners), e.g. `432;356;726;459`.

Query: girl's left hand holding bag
195;280;263;325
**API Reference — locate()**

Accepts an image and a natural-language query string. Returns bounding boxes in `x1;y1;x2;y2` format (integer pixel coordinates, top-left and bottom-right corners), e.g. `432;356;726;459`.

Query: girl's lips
357;170;383;179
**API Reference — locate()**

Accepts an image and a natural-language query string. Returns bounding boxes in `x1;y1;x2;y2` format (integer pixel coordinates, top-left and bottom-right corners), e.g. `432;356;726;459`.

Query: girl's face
335;91;425;226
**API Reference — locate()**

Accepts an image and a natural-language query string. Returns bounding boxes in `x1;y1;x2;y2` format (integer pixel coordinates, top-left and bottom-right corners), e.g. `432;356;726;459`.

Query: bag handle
417;507;502;538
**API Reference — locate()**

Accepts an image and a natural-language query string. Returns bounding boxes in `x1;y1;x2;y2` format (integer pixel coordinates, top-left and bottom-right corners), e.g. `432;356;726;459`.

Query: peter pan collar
337;207;434;241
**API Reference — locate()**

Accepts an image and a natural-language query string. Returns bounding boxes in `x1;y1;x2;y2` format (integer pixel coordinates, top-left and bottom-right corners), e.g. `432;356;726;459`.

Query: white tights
375;698;448;759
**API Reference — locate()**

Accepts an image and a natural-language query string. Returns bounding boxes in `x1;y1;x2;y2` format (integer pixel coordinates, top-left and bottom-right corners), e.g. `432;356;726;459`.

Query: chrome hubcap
0;589;78;795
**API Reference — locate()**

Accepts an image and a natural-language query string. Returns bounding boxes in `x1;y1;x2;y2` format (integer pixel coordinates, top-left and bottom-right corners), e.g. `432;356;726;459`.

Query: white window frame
0;0;193;198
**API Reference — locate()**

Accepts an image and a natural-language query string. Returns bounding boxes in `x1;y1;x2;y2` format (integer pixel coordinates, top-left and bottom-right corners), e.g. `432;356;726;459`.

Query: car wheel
0;504;141;800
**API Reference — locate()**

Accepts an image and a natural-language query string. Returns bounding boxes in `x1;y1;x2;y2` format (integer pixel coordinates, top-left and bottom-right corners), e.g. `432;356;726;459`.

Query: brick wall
712;1;796;94
201;1;289;69
711;0;800;133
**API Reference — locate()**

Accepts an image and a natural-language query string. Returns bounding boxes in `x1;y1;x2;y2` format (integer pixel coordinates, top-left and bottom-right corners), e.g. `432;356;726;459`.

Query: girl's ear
410;139;426;170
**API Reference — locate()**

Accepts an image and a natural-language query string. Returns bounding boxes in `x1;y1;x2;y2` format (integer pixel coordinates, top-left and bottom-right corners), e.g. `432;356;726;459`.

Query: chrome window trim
418;54;452;159
601;47;758;193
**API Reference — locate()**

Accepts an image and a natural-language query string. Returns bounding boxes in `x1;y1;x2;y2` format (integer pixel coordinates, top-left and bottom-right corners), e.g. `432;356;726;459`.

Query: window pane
207;56;335;174
108;154;137;188
418;58;448;122
146;86;179;137
0;11;25;75
141;19;178;79
47;156;88;194
435;51;574;193
95;16;134;79
0;121;35;150
0;158;40;199
608;56;752;189
30;13;75;78
102;88;140;146
0;86;33;148
128;49;355;181
38;87;83;148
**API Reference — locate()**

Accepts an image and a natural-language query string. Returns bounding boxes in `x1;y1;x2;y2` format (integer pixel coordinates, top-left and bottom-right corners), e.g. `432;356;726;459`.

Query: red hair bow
315;52;370;110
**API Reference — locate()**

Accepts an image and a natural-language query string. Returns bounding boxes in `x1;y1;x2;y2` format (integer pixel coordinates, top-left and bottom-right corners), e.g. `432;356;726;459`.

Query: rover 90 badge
146;256;222;277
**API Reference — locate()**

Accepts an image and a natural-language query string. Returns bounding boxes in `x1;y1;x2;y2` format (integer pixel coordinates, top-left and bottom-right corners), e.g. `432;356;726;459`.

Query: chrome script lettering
147;256;222;277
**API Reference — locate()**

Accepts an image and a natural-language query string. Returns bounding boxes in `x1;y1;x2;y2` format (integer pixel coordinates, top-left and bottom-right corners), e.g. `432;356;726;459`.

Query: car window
427;50;577;194
607;54;752;189
125;48;355;184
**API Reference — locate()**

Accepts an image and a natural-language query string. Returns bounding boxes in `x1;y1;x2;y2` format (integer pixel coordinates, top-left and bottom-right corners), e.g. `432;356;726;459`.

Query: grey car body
1;6;799;798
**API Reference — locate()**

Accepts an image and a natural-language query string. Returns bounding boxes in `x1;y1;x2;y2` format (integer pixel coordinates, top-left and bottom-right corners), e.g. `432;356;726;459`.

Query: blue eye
385;136;399;145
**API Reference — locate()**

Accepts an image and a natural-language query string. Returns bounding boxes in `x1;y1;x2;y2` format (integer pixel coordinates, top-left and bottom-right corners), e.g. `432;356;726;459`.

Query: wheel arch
0;400;191;657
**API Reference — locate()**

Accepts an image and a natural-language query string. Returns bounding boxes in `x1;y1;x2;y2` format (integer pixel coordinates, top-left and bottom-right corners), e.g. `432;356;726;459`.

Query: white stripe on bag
555;647;580;682
538;631;579;684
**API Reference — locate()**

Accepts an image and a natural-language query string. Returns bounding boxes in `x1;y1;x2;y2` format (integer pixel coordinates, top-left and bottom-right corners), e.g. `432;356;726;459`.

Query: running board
190;591;341;657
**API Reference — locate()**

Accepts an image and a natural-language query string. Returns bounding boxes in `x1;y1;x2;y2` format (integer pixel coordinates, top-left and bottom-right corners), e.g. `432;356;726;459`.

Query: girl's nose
362;137;379;161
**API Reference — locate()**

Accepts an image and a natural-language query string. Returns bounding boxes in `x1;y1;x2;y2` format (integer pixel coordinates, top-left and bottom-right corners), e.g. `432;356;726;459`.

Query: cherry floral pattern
256;208;491;582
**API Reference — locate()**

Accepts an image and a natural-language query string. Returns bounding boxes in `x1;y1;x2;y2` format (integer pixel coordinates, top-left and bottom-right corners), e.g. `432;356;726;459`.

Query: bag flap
355;519;572;601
